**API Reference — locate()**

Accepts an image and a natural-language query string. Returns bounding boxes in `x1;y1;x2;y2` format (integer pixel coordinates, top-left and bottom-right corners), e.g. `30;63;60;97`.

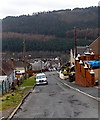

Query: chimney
10;58;14;69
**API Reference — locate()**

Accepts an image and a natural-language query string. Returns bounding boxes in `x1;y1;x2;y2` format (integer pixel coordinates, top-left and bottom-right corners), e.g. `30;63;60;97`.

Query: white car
36;73;48;85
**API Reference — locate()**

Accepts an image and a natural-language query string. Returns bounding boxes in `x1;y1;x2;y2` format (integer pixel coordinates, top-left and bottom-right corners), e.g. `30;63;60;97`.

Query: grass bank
0;75;36;110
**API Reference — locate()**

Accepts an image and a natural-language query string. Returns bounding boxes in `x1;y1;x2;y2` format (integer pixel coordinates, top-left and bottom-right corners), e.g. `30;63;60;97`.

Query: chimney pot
84;64;88;69
91;52;94;55
79;60;83;64
75;57;79;61
90;69;95;74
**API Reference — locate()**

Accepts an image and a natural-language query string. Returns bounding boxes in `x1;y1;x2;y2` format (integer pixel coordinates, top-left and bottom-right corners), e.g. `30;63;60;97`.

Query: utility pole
23;39;27;78
74;27;77;58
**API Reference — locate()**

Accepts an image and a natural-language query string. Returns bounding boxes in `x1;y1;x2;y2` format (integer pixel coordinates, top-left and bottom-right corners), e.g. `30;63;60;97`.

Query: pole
23;39;27;78
74;27;77;58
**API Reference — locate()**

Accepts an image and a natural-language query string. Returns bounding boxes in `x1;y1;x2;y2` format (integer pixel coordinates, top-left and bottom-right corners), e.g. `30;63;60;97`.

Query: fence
75;61;95;87
75;55;95;87
0;75;25;96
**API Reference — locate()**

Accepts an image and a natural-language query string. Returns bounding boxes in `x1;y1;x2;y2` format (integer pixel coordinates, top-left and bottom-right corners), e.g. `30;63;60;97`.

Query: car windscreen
36;75;46;79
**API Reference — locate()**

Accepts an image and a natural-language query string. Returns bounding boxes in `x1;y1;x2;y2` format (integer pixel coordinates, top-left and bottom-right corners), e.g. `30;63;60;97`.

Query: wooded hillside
2;6;99;52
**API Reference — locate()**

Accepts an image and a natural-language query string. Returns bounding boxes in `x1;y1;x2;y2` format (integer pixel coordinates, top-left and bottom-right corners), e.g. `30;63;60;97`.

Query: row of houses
0;58;26;96
0;57;56;96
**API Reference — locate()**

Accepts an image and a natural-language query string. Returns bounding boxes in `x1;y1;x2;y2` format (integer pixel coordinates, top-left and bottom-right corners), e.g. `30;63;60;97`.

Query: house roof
77;46;88;55
14;60;25;68
75;37;100;56
0;61;14;76
71;46;88;57
89;37;100;54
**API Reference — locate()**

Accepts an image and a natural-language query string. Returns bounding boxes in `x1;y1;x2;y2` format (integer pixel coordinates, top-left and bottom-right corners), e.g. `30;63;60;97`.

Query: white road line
60;81;100;102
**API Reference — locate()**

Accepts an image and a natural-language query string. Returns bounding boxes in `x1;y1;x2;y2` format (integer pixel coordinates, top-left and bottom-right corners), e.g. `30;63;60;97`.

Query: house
13;59;25;78
75;37;100;87
1;60;15;85
0;59;16;95
15;67;25;80
88;36;100;85
70;46;88;67
0;76;7;96
89;37;100;55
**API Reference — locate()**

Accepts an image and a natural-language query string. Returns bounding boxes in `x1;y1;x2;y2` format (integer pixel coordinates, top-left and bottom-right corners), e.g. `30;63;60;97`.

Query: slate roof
13;60;25;68
0;61;13;76
89;36;100;54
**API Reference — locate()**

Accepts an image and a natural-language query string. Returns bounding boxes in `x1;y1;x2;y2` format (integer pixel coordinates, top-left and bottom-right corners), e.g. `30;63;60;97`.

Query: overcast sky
0;0;99;19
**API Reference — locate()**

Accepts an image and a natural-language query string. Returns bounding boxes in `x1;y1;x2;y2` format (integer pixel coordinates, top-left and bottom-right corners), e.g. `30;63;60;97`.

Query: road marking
50;74;100;102
60;81;100;102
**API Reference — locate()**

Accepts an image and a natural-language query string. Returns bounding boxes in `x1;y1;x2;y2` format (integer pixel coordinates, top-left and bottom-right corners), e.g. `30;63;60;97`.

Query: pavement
57;75;100;101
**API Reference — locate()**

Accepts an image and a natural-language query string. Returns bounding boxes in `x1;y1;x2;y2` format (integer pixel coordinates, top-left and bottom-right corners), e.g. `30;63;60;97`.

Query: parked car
36;73;48;85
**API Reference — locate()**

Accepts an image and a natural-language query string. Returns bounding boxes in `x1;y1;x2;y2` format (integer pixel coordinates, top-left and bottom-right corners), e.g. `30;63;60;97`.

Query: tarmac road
13;71;98;118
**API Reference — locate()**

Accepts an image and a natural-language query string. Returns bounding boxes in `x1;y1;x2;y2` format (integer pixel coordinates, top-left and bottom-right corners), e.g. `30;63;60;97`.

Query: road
13;71;98;118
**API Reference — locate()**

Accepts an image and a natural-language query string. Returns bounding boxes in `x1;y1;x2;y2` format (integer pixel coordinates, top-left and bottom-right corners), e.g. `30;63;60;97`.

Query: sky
0;0;99;19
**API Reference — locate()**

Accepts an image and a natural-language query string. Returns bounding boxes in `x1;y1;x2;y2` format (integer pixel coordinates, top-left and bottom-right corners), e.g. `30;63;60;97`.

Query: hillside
2;6;99;53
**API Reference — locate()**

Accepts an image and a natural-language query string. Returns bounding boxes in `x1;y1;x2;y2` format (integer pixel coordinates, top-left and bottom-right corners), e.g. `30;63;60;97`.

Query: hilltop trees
2;6;99;53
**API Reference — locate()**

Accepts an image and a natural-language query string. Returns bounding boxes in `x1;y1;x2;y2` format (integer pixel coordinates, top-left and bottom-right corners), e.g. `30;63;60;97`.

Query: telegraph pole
23;39;27;78
74;27;77;58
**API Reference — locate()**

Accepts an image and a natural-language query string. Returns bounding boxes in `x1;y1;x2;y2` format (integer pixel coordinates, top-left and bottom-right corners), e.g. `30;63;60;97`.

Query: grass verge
0;75;36;111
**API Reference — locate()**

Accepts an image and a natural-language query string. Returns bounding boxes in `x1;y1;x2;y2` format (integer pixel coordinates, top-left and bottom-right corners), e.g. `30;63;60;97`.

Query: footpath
58;77;100;102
